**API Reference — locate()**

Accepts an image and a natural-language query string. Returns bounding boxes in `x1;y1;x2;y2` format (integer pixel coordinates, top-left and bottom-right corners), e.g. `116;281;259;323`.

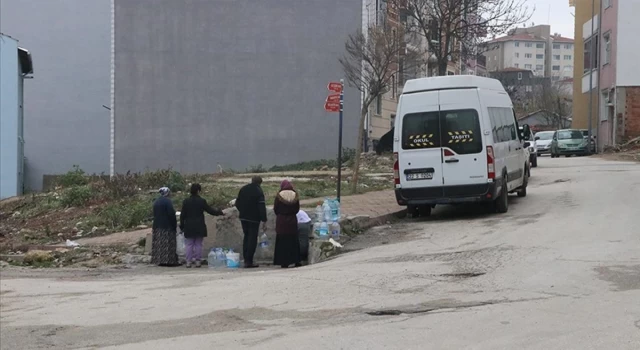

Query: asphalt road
1;156;639;349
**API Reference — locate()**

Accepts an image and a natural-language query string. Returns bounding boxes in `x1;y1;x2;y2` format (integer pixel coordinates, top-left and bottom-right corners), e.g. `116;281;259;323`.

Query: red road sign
327;82;342;93
326;94;340;103
324;101;340;112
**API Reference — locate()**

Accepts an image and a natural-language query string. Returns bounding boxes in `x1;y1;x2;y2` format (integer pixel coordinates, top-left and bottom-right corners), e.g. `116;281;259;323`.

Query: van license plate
407;173;433;181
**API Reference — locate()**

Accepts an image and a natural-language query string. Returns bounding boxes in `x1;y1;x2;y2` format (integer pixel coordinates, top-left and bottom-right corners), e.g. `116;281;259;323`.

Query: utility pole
587;0;595;145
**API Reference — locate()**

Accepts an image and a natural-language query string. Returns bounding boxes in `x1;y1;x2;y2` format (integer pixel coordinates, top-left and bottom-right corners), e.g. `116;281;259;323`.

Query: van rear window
401;109;482;154
401;112;441;150
442;110;482;154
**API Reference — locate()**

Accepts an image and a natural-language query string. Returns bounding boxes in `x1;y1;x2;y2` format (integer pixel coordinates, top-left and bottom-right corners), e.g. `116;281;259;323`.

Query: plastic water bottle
329;199;340;222
319;222;329;238
259;232;269;258
215;248;226;268
313;222;322;237
323;200;332;222
207;248;217;268
330;221;341;239
315;204;323;222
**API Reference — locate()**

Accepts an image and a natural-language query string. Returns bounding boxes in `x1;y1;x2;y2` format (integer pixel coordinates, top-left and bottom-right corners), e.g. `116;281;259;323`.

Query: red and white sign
324;101;340;113
327;82;343;93
326;94;340;103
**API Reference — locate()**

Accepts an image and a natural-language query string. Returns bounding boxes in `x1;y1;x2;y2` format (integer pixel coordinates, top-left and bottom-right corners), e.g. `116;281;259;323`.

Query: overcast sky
524;0;575;38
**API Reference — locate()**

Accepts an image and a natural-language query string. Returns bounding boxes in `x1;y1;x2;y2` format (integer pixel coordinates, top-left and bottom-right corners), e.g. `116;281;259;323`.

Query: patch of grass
97;198;153;230
139;168;186;192
60;185;93;207
57;165;89;187
268;148;356;172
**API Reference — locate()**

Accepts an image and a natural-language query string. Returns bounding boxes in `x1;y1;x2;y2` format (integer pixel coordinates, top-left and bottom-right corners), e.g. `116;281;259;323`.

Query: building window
515;52;519;58
390;114;396;128
604;0;612;9
525;42;532;47
552;65;560;71
525;53;532;58
603;32;611;65
536;54;544;59
525;64;532;69
536;43;544;48
536;64;544;71
514;63;519;68
553;44;560;49
517;72;523;80
525;86;533;92
584;35;599;72
564;44;572;50
514;41;520;47
554;54;561;60
376;96;382;115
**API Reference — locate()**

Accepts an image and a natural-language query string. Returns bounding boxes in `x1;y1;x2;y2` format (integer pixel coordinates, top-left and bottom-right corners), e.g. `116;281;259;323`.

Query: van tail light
486;146;495;180
393;152;400;186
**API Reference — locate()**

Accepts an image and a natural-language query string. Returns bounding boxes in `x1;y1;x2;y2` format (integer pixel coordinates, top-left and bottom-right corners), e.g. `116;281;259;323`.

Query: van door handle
445;158;459;163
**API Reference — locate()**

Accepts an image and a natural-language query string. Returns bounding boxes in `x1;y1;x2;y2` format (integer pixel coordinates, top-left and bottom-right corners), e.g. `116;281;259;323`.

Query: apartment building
572;0;640;148
484;25;574;80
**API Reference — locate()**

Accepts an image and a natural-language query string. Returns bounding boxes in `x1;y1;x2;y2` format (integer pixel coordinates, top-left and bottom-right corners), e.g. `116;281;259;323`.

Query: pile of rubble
603;136;640;161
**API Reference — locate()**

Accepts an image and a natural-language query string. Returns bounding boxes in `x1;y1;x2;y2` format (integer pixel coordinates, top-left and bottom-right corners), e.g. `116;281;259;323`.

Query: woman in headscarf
273;180;301;268
151;187;180;266
180;183;224;268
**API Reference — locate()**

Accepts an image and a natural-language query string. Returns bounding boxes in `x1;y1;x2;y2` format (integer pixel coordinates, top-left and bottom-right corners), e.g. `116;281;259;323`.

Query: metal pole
587;0;595;144
337;79;344;202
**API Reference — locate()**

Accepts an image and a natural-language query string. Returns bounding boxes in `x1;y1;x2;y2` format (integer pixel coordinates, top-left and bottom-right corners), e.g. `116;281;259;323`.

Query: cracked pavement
1;157;639;349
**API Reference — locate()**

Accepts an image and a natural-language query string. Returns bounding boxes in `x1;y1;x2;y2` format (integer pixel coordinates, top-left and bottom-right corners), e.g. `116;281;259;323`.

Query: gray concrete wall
0;0;111;190
114;0;363;174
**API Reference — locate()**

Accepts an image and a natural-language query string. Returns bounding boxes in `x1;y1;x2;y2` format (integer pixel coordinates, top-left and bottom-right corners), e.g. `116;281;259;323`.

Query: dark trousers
241;221;260;265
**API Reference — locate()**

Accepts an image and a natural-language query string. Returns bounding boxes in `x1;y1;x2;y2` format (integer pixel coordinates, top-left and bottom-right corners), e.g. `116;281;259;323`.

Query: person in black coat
151;187;179;266
235;176;268;268
180;183;224;268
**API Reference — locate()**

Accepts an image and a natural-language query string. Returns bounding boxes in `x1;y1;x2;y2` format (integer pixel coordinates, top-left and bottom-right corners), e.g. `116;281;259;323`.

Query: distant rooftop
488;33;545;43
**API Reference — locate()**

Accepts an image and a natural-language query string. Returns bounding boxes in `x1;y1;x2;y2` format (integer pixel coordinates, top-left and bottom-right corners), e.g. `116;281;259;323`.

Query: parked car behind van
550;129;590;157
393;76;531;216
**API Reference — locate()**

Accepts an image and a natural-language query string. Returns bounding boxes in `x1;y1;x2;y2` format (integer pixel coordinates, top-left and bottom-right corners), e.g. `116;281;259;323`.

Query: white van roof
402;75;506;94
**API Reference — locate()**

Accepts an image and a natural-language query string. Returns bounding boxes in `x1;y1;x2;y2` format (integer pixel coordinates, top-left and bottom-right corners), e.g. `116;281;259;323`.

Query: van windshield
402;109;482;154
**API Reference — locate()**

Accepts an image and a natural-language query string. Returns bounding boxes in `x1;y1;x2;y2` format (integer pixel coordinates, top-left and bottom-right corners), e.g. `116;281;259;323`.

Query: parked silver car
534;131;554;155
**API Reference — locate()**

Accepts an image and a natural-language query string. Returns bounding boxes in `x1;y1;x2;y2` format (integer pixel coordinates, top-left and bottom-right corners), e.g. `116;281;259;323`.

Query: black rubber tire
407;205;420;218
531;155;538;168
517;166;528;198
495;176;509;213
418;205;432;217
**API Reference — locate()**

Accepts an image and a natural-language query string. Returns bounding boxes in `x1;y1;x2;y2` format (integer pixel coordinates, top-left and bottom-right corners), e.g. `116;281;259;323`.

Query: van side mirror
519;124;531;140
523;142;531;148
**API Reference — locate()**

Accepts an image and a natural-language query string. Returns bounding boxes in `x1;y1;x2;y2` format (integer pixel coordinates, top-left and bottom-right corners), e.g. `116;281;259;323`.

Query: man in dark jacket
235;176;267;268
180;183;224;268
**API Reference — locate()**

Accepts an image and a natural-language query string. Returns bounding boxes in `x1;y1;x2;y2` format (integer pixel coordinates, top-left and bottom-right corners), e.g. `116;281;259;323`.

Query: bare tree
532;81;571;129
392;0;532;76
339;24;420;192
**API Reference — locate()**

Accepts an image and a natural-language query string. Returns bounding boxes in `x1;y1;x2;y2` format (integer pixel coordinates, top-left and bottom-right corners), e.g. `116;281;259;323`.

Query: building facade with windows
571;0;640;148
484;25;574;80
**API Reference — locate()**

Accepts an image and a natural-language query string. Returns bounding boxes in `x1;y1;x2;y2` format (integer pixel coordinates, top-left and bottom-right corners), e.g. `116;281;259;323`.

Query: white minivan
393;76;531;216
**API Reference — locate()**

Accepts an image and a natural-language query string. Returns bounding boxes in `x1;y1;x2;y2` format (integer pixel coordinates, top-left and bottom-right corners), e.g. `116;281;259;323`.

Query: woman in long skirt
151;187;180;266
273;180;301;268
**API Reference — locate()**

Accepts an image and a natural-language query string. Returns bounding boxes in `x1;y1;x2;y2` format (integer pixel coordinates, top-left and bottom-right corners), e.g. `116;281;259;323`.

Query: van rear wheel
495;176;509;213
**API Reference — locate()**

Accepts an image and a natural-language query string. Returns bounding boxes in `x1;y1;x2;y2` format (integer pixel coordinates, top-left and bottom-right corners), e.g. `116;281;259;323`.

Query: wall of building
599;0;617;90
0;0;111;190
615;1;640;87
113;0;363;174
0;35;20;199
572;0;601;130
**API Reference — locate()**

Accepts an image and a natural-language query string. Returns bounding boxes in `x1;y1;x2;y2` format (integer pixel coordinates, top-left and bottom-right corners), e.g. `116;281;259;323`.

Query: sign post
325;80;345;202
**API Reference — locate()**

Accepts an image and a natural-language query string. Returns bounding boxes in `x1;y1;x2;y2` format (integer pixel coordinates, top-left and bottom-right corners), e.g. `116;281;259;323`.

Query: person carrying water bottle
180;183;225;268
273;180;302;268
235;176;268;268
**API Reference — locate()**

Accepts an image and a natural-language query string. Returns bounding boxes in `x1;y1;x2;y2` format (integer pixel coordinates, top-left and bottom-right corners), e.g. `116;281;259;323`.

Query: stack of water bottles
207;247;240;269
313;198;341;240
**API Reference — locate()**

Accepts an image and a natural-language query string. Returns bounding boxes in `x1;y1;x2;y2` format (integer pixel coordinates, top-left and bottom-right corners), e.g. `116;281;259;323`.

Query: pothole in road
366;308;435;316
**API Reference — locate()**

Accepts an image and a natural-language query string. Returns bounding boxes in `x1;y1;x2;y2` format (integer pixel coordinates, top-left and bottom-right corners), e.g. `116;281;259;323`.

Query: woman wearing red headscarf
273;180;302;268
